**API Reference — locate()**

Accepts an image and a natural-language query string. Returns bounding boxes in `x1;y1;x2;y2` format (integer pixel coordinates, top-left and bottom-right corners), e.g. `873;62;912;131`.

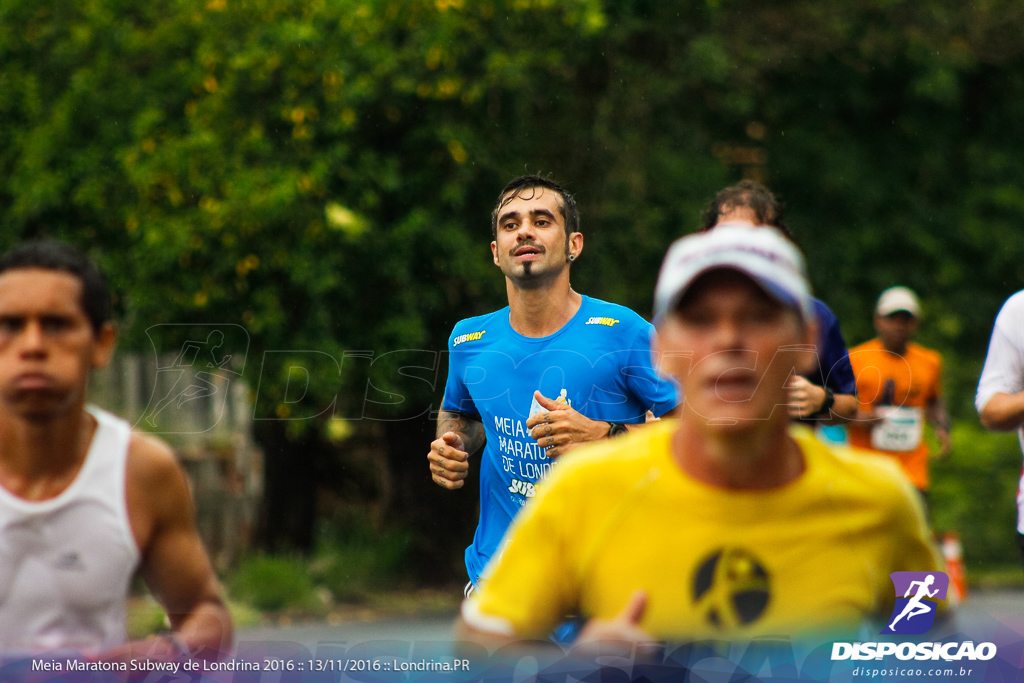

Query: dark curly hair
700;180;792;240
491;175;580;241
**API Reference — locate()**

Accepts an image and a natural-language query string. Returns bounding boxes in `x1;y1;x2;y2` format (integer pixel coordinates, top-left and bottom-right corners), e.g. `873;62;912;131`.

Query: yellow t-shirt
464;421;943;641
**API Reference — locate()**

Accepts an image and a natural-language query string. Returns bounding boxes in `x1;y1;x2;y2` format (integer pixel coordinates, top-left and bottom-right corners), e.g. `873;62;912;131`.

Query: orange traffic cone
942;531;968;604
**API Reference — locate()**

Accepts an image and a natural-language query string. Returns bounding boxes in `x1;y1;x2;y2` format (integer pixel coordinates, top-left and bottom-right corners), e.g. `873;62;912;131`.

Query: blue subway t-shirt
442;296;679;586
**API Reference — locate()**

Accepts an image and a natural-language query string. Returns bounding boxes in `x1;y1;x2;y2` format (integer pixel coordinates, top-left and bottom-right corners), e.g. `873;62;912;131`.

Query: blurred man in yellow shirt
455;226;942;646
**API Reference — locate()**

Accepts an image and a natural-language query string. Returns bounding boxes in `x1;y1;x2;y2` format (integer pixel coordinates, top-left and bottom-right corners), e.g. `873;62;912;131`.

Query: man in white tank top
0;241;232;658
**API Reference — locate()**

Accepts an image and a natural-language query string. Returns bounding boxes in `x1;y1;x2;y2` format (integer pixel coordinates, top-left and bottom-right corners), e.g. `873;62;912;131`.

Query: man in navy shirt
700;181;858;422
427;176;679;591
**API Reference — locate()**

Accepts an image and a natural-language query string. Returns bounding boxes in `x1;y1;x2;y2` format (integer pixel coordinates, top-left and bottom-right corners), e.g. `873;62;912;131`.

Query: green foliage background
3;0;1024;572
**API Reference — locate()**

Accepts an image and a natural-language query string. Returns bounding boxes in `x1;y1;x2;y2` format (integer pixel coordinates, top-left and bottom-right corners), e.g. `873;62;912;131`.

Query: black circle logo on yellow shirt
693;548;770;629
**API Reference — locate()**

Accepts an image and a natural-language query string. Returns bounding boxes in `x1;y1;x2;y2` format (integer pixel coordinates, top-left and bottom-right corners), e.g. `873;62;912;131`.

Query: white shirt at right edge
976;290;1024;533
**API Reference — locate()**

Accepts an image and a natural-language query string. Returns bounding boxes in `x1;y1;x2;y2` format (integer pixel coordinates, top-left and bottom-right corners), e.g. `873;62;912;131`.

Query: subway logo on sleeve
454;330;487;346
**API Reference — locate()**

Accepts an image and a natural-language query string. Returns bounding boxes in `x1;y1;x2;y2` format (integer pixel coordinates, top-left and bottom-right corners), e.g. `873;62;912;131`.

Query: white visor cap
654;222;815;323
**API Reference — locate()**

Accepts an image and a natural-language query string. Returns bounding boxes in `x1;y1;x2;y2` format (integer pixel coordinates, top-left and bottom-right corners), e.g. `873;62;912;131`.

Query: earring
569;254;576;261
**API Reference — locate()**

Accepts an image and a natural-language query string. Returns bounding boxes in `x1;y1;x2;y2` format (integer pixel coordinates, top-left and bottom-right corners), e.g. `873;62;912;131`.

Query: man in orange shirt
849;287;951;497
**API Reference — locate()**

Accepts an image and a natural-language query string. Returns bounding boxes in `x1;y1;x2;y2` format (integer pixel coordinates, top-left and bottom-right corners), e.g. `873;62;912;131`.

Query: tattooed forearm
436;410;468;438
437;410;486;454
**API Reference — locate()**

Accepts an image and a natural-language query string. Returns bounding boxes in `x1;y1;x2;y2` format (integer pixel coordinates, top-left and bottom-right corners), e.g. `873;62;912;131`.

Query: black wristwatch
808;386;835;418
607;422;629;438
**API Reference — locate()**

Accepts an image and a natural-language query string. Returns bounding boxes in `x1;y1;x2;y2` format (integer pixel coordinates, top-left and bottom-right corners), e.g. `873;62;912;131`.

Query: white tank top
0;407;140;654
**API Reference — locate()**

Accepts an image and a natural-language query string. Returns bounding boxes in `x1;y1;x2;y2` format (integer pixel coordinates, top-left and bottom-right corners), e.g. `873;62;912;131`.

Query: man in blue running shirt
427;176;679;596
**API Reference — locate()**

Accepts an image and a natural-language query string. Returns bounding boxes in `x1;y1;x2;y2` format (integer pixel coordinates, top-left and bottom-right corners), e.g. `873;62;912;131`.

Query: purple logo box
889;571;949;600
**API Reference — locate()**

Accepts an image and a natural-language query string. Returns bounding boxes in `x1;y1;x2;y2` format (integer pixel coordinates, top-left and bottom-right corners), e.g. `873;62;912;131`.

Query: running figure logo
881;571;949;635
138;324;249;434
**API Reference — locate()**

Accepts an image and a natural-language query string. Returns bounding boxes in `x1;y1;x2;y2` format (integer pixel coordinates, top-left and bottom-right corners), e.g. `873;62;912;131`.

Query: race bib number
871;406;923;452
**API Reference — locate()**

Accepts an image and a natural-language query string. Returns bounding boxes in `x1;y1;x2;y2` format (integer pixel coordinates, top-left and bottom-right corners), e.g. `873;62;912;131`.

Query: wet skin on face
0;269;114;422
491;187;575;287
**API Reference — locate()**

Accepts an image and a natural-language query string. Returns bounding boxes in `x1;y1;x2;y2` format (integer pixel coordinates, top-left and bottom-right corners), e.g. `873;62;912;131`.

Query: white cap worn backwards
654;222;815;323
